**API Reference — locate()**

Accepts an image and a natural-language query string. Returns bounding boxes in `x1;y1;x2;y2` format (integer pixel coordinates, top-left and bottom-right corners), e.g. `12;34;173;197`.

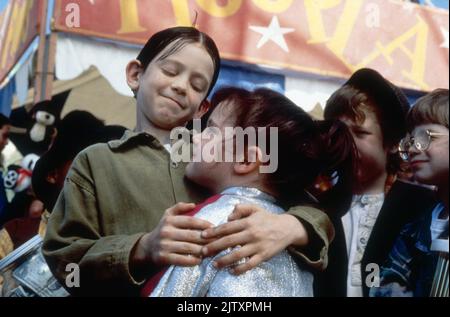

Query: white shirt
342;193;385;297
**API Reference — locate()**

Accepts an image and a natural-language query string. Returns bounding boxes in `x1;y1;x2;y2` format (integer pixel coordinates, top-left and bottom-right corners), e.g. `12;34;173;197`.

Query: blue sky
0;0;9;13
420;0;449;9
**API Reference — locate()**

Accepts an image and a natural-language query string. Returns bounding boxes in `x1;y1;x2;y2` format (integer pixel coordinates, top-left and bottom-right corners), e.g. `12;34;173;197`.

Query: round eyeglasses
399;129;448;161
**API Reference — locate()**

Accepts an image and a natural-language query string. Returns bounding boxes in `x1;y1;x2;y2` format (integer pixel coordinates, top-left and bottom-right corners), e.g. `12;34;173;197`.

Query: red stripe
140;194;223;297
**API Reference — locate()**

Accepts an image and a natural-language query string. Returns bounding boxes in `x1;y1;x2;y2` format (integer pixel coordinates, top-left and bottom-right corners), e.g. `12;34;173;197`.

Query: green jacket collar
108;130;164;151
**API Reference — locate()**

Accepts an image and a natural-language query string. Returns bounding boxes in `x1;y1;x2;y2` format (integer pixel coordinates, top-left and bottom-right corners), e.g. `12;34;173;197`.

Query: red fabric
16;169;32;189
18;169;33;177
4;217;41;249
140;194;223;297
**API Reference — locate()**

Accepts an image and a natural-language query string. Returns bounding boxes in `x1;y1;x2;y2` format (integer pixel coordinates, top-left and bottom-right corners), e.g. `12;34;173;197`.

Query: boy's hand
200;204;308;275
131;203;214;272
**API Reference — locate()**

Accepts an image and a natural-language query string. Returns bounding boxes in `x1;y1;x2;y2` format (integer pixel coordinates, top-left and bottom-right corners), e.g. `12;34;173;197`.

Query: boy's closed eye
161;66;178;76
191;77;207;93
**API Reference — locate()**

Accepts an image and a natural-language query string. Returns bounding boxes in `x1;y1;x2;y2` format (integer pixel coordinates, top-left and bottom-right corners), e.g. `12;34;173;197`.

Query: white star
441;27;449;49
249;16;295;53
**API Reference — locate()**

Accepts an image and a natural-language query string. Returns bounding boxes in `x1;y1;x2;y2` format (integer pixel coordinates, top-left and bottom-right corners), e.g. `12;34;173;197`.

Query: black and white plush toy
29;101;60;144
30;111;56;143
9;92;68;156
3;154;40;193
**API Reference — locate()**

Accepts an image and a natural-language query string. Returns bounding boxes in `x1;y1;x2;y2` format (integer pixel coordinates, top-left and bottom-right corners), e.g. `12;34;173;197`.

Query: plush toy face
3;154;38;192
4;167;32;192
35;111;56;126
22;154;40;171
30;112;56;143
4;168;20;190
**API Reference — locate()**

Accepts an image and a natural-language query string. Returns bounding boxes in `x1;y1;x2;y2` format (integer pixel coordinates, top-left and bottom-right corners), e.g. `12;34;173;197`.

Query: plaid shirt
370;203;446;297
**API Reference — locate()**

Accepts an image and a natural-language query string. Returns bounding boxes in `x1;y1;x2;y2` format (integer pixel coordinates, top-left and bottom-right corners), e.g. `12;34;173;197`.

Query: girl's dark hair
137;27;221;98
210;87;356;216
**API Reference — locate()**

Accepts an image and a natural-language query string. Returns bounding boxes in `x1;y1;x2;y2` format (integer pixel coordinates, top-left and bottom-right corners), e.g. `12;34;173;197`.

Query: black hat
32;111;126;210
345;68;410;144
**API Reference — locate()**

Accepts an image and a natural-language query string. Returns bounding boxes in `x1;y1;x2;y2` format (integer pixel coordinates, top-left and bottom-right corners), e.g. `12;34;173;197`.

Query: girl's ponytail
311;120;357;217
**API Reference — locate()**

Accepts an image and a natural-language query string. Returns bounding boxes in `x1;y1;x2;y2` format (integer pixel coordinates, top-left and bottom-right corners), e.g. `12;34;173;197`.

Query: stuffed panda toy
29;101;59;144
30;111;56;143
9;92;68;156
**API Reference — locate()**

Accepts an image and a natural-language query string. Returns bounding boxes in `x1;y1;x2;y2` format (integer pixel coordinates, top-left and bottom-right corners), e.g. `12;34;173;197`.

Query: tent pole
34;0;56;104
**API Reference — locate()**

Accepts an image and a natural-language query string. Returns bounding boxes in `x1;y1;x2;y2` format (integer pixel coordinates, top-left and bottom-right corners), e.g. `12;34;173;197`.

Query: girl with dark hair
145;87;355;297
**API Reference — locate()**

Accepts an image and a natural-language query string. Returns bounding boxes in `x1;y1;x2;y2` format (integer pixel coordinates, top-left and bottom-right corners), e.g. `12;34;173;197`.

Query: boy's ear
126;60;143;95
194;100;211;119
234;146;262;175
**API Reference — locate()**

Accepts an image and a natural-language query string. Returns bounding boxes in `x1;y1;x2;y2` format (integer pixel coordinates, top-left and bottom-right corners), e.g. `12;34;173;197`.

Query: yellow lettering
304;0;363;67
196;0;242;18
171;0;192;26
117;0;146;34
1;1;28;68
326;0;364;57
355;16;430;90
304;0;341;43
252;0;294;13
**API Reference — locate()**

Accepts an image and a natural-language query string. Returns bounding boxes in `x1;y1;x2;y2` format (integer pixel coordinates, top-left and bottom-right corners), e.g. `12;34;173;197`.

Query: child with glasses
371;89;449;297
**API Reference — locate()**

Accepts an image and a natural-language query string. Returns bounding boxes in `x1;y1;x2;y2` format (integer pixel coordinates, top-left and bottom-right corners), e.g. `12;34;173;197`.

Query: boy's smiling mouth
163;95;185;110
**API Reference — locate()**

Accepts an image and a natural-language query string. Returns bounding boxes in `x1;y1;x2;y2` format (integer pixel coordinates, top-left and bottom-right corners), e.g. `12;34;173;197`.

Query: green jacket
43;131;334;296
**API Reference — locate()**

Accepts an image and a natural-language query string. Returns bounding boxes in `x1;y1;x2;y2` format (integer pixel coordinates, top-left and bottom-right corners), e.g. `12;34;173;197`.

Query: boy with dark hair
316;68;437;297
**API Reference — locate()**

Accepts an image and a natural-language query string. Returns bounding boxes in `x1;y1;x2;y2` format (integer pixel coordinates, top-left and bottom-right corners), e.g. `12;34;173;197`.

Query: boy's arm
42;153;146;296
43;152;213;296
286;206;334;271
201;204;334;274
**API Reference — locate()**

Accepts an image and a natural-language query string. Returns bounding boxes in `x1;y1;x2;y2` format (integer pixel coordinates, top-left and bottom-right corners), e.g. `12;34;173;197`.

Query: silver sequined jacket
150;187;314;297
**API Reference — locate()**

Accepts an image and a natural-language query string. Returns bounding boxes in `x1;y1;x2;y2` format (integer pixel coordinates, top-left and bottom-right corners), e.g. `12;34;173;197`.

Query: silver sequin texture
150;187;314;297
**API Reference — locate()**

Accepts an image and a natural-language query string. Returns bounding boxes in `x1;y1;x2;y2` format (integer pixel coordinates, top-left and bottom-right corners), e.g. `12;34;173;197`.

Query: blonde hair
407;89;449;131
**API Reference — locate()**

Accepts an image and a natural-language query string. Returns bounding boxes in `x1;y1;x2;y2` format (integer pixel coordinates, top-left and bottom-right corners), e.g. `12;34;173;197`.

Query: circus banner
54;0;449;91
0;0;42;83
